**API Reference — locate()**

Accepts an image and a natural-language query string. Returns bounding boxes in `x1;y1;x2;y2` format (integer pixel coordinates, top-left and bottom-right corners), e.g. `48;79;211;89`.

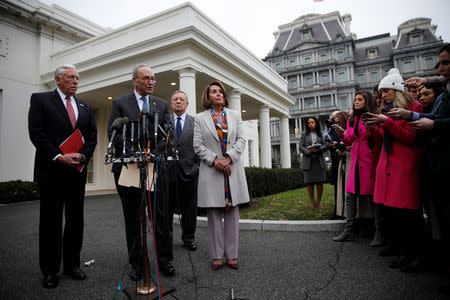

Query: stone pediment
285;41;327;53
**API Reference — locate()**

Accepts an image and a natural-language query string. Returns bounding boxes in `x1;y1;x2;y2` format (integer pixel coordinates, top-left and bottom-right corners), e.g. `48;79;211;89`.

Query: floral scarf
210;108;232;210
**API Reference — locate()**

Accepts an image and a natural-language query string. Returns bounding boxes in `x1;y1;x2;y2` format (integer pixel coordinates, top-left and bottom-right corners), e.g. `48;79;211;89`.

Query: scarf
210;108;232;210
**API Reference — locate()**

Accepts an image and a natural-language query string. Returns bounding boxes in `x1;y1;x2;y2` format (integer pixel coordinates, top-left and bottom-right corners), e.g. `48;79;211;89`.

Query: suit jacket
193;109;249;208
108;92;170;174
28;89;97;183
170;114;199;182
299;131;327;170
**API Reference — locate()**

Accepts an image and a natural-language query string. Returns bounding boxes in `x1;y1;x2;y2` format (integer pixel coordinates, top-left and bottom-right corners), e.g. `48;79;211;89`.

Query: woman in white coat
193;80;249;271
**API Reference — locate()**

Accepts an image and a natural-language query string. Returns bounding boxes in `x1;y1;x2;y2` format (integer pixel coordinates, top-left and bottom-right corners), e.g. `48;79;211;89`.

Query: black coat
28;89;97;183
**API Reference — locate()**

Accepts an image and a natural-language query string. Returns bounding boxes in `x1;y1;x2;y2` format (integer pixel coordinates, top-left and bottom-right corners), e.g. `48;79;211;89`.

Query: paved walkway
0;195;448;300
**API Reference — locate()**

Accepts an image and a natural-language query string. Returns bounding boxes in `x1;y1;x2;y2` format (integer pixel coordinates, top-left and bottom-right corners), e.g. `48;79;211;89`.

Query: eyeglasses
137;76;157;83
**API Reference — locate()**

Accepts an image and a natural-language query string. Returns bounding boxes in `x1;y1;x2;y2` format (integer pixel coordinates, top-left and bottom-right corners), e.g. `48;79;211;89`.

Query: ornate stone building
263;12;444;166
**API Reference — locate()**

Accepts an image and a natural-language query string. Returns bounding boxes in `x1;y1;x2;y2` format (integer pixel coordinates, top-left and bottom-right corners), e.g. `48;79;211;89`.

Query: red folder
59;129;85;172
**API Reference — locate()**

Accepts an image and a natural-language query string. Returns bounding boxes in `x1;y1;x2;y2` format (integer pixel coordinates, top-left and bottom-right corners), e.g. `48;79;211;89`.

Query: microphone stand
115;113;175;300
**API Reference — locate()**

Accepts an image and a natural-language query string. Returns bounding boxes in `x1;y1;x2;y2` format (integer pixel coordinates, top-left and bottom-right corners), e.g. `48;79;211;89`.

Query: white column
229;89;242;112
280;115;291;168
259;105;271;168
177;68;197;115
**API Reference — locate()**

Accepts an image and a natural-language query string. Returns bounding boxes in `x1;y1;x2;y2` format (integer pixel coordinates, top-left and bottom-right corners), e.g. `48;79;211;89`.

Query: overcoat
342;115;375;195
193;109;249;208
298;131;327;170
373;101;423;209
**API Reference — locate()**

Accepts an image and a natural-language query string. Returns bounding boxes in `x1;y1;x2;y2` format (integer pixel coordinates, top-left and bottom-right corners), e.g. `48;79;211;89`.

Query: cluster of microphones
105;110;174;164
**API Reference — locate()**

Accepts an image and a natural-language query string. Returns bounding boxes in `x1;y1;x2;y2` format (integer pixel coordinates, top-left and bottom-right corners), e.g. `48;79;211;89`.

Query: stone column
177;67;197;116
259;105;271;168
229;89;242;112
280;115;291;168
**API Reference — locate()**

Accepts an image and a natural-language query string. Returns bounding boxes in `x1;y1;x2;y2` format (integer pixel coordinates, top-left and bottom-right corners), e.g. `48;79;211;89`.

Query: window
367;49;377;59
338;72;345;83
289;77;297;89
403;61;413;72
425;57;434;69
320;54;327;62
275;62;281;71
320;72;329;84
357;74;365;84
303;31;312;41
304;97;315;109
270;122;280;138
370;72;378;82
410;34;421;46
290;99;300;111
289;58;296;67
337;50;344;60
384;69;390;76
321;95;332;107
304;74;313;87
338;95;349;110
304;56;311;64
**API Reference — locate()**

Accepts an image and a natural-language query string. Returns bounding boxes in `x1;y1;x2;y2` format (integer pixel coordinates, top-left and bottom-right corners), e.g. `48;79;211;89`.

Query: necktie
65;96;76;129
176;116;182;140
141;96;149;112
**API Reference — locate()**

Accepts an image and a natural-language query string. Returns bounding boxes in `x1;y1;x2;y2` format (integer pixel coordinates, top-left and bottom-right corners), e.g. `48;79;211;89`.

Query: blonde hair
381;90;412;110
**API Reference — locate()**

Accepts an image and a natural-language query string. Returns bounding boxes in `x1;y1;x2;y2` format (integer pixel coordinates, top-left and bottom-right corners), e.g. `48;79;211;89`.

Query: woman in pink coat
365;68;424;272
332;91;378;242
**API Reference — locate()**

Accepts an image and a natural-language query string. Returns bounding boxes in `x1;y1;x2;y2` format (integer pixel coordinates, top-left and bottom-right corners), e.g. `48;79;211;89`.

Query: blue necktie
141;96;149;112
176;116;182;140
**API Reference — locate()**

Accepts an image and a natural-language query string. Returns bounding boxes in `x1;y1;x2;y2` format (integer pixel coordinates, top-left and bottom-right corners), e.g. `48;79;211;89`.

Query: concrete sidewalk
0;195;447;300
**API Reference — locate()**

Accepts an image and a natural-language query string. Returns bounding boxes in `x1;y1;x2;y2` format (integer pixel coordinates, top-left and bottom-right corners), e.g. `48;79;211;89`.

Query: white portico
0;1;295;193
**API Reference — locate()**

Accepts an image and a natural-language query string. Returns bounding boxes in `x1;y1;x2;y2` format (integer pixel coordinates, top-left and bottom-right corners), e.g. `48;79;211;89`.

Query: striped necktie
65;96;76;129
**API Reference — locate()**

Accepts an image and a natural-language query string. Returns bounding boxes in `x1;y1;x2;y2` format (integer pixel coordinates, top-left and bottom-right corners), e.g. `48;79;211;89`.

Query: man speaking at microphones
28;64;97;289
107;64;172;280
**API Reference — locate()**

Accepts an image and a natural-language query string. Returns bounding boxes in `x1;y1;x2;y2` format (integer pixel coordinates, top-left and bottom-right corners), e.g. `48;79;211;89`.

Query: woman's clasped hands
214;156;232;176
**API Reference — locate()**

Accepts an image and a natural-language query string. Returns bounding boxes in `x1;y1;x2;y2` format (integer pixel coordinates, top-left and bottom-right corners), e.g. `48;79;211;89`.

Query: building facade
0;0;296;194
263;12;444;166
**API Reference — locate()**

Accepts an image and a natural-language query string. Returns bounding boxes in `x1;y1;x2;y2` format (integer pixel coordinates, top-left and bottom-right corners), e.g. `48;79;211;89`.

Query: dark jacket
28;90;97;183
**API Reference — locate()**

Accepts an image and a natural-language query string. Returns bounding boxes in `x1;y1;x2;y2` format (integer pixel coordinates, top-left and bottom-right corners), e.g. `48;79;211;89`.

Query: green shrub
0;180;40;204
245;167;304;198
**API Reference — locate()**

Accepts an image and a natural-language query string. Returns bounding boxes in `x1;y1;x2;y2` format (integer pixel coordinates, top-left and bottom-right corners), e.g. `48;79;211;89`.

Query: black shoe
332;231;356;242
389;256;409;269
184;240;197;251
43;274;58;289
63;267;87;280
400;256;424;273
160;262;175;276
129;267;143;281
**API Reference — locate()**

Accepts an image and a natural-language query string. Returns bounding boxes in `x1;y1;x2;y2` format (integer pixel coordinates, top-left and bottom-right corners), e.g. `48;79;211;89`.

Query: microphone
130;119;136;152
141;109;148;139
107;117;124;154
122;117;129;155
153;111;159;139
153;110;159;154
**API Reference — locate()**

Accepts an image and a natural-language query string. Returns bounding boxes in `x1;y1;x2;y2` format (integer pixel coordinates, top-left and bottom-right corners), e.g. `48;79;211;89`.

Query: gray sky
40;0;449;59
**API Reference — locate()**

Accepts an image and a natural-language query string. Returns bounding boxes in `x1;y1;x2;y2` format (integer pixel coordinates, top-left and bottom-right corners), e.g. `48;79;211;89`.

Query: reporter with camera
332;91;379;242
365;68;424;271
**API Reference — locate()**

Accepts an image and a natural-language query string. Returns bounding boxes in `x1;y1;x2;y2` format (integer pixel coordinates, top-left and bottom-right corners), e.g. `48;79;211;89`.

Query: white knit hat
378;68;404;93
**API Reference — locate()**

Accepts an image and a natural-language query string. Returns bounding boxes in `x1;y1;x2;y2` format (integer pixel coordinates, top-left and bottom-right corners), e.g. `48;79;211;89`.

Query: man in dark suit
28;64;97;289
107;64;173;279
167;91;199;251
